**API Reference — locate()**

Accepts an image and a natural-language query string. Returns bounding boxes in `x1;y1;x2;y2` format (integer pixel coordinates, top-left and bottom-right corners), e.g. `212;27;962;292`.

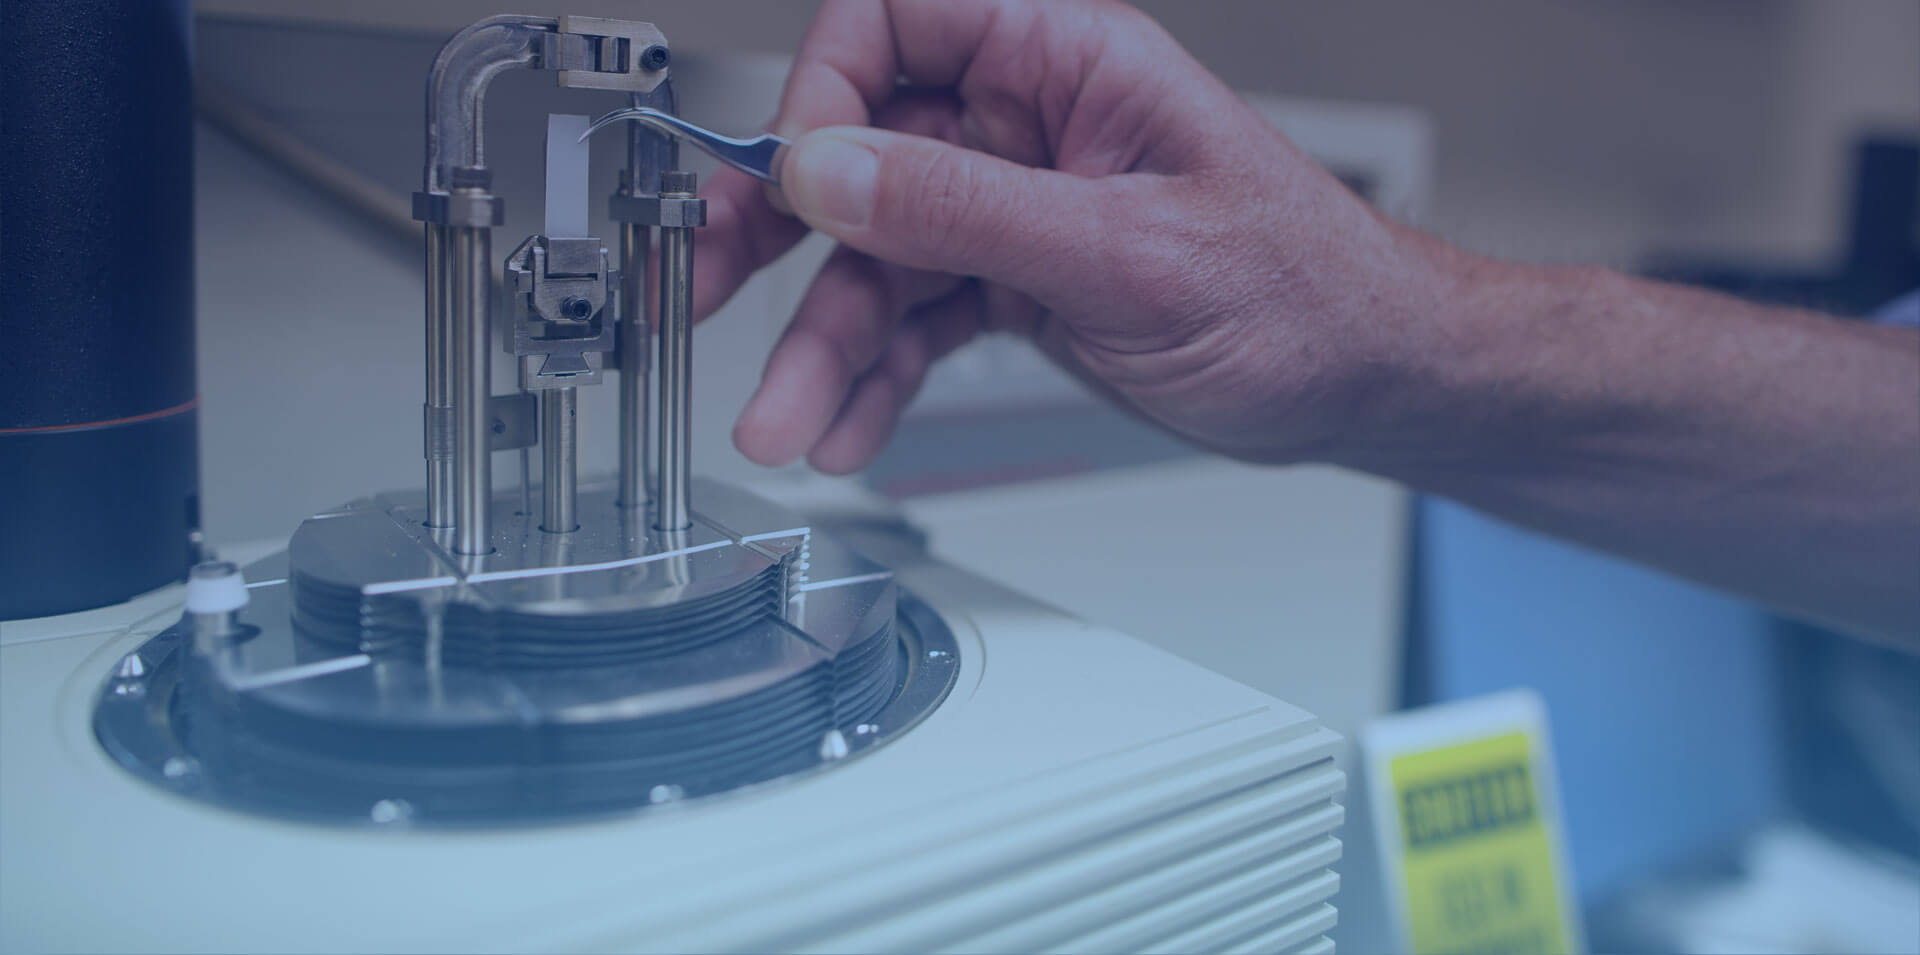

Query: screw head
640;44;670;71
559;296;594;320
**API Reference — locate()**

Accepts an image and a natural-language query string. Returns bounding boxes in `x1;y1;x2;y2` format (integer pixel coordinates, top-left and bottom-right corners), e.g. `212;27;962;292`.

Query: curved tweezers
581;107;787;185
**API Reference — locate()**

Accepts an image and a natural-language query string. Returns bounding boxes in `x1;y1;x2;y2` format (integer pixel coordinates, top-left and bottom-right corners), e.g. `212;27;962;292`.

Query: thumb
778;125;1110;298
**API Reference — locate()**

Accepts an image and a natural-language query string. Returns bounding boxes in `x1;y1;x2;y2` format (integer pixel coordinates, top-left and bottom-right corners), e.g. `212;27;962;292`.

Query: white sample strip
796;571;893;593
465;538;732;584
229;654;373;692
545;113;591;237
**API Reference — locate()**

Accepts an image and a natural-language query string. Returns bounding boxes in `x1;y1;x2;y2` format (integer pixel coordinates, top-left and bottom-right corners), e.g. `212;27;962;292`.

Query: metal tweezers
580;107;789;185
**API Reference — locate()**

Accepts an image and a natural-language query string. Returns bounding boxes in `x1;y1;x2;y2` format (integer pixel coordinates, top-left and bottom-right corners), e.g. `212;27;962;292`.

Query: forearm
1340;232;1920;644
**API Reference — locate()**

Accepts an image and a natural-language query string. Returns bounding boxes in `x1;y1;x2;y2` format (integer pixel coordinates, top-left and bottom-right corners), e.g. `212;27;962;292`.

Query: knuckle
1122;208;1236;327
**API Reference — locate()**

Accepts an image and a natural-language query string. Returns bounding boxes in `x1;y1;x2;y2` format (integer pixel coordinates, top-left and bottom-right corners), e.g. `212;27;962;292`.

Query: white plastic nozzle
185;561;249;615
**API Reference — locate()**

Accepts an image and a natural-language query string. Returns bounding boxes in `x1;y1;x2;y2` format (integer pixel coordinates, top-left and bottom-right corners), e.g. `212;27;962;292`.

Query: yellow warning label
1391;731;1570;955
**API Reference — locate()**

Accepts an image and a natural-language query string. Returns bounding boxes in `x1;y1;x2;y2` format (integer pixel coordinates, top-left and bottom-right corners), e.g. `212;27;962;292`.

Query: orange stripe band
0;396;201;435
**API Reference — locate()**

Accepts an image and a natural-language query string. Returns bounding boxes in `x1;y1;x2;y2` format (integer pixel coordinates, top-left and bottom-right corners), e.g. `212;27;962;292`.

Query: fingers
781;125;1115;304
807;284;987;474
732;247;962;465
771;0;1005;139
709;91;966;318
691;166;810;322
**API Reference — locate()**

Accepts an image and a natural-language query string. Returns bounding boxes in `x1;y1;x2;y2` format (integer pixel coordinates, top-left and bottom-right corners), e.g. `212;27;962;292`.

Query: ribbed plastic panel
1289;931;1338;954
757;734;1346;954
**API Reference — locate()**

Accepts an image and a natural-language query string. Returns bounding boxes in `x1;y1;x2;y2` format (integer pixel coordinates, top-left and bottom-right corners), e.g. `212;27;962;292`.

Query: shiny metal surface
582;106;787;184
451;220;492;554
654;171;699;532
96;10;959;828
415;15;674;554
615;83;678;512
422;15;546;195
92;480;956;825
420;16;667;196
540;388;577;532
504;234;615;390
617;213;649;511
552;15;671;94
424;224;455;527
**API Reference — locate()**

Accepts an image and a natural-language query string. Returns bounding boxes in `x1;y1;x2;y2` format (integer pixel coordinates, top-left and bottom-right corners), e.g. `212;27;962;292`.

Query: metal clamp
505;235;617;390
424;394;536;455
608;192;709;227
410;189;505;227
553;16;670;92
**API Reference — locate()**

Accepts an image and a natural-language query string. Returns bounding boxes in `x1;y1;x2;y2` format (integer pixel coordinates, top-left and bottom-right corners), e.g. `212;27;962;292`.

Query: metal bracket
411;190;505;227
505;235;617;391
608;193;708;227
487;392;538;451
424;393;536;454
554;17;670;93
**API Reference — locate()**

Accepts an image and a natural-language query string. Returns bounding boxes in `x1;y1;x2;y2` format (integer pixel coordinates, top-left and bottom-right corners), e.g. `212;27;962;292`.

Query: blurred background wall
198;0;1920;269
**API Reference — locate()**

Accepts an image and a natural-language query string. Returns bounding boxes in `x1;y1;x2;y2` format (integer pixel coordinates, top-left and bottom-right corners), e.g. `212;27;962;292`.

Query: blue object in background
1413;498;1783;904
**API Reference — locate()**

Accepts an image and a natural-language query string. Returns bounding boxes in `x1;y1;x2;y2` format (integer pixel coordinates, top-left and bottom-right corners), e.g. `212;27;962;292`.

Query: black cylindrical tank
1;0;201;619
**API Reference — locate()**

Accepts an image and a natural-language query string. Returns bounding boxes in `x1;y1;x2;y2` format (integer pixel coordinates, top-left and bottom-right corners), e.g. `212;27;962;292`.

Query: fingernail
786;130;877;230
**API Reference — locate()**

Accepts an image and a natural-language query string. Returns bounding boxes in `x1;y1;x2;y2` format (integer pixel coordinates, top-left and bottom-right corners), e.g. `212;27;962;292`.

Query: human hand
693;0;1447;473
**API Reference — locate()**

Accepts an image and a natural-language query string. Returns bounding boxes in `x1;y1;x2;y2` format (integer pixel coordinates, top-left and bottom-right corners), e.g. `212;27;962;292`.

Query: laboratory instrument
0;14;1348;952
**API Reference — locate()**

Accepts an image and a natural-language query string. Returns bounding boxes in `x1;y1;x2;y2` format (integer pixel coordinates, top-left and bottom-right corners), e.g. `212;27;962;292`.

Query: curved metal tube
424;14;552;191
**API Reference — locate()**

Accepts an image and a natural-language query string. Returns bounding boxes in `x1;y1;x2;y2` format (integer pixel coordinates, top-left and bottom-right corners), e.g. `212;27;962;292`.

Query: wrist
1322;227;1615;479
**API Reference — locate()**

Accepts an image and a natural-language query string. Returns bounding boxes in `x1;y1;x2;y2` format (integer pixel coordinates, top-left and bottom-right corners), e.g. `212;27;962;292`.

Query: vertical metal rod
653;171;696;532
451;217;493;555
617;213;649;511
518;446;532;517
620;83;678;518
424;224;455;527
540;387;578;533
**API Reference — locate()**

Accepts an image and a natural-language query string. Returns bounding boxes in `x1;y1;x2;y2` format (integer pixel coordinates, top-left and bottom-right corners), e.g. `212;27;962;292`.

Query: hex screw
640;44;670;72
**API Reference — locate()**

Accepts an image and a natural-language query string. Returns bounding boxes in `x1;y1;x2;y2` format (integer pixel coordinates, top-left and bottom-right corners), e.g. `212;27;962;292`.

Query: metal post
540;387;577;532
616;82;677;515
653;170;696;532
452;212;493;555
425;224;455;527
617;207;649;511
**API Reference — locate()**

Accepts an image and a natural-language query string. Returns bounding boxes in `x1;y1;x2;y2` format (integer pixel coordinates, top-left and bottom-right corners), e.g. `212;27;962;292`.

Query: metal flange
609;192;707;227
411;190;505;227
